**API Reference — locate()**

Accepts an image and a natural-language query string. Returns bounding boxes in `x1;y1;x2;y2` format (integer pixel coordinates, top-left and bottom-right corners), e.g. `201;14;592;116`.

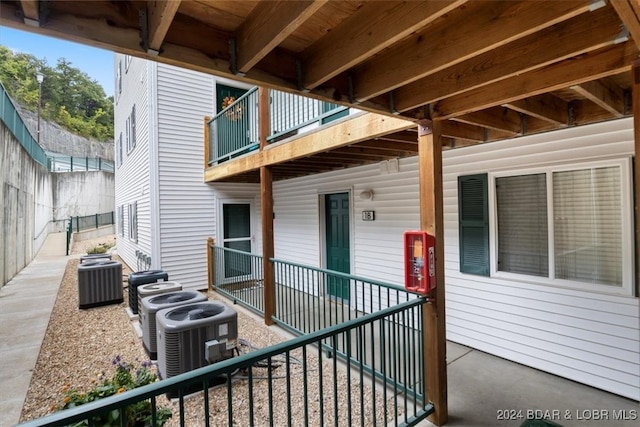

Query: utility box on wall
403;231;436;295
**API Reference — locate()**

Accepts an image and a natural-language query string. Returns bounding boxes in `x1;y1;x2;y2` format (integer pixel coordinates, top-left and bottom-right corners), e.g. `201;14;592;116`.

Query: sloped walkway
0;232;68;427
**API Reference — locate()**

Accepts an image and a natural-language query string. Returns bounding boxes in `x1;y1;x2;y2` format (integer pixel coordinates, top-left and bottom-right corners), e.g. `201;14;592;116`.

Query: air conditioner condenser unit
156;301;238;381
139;290;206;359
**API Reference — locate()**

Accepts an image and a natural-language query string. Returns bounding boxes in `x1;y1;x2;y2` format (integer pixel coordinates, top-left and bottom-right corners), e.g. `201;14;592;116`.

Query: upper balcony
204;87;416;183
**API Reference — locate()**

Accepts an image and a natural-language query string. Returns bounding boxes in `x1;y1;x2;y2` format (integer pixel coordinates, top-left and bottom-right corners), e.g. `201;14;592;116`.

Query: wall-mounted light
359;189;374;201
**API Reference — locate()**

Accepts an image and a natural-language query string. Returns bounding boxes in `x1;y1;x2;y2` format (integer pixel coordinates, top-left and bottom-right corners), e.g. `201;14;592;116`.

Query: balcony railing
47;152;115;173
0;81;48;167
210;245;264;315
209;245;426;411
18;298;433;427
207;87;349;166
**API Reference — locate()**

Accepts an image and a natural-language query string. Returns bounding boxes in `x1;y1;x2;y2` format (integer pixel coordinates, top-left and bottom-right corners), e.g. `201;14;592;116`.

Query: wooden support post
633;59;639;295
207;237;214;291
259;86;275;324
418;119;448;426
203;116;211;169
261;166;275;325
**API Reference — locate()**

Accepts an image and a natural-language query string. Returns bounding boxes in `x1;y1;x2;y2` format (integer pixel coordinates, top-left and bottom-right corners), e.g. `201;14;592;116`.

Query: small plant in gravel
53;355;172;426
86;242;113;254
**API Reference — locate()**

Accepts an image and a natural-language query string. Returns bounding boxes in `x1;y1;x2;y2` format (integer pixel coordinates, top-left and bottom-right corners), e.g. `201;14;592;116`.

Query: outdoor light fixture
359;189;374;201
36;72;44;144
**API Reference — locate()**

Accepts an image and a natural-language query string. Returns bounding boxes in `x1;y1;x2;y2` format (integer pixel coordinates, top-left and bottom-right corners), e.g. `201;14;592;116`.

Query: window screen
496;174;548;277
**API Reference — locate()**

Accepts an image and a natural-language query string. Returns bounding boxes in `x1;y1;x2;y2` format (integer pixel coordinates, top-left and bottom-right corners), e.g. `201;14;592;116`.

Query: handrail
0;81;48;167
207;87;350;165
270;257;409;294
207;87;259;125
17;298;433;427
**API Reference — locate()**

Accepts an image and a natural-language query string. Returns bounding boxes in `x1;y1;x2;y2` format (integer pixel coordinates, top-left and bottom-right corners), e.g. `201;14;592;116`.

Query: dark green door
216;84;249;161
325;193;350;300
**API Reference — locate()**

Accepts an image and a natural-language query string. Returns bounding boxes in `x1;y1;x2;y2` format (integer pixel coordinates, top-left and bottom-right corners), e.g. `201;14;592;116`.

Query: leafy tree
0;45;113;141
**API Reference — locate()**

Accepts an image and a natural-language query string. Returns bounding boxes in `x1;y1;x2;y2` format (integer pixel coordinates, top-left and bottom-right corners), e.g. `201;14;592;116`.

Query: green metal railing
207;87;349;165
272;259;416;334
0;81;48;167
18;298;433;427
268;89;349;143
47;152;115;172
66;212;115;255
210;245;264;315
208;87;260;165
209;246;425;408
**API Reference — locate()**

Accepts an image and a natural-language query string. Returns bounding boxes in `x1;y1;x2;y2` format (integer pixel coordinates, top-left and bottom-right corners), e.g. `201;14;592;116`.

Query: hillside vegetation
0;45;114;141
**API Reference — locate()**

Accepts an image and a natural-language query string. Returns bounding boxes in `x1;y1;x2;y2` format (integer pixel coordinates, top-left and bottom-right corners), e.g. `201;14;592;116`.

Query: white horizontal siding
114;55;152;271
271;117;638;400
443;117;639;400
155;64;217;289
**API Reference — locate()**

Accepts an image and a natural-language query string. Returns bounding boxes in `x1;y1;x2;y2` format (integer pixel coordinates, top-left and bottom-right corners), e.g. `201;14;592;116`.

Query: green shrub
53;356;172;427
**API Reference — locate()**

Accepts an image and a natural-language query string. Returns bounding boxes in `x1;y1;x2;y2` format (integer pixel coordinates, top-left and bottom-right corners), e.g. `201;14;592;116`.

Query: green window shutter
458;174;489;276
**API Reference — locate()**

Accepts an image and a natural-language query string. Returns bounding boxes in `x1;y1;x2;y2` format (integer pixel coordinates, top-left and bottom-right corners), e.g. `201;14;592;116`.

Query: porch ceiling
3;0;639;180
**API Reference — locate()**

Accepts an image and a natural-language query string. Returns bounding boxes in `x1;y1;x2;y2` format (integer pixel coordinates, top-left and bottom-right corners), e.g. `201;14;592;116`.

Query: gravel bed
19;236;401;426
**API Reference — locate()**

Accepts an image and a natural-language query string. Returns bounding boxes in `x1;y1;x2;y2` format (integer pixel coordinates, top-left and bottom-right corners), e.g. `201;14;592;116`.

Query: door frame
318;188;355;297
216;198;256;283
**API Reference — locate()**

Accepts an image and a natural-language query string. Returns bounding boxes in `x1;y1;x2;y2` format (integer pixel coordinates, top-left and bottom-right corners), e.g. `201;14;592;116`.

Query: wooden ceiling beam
19;0;38;25
1;2;149;56
440;121;486;142
301;0;466;90
331;146;409;157
314;152;390;162
570;99;620;125
146;0;181;53
503;94;570;125
235;0;326;74
355;140;419;152
394;7;623;112
353;0;593;101
453;107;521;135
610;0;640;50
569;79;626;117
433;41;638;120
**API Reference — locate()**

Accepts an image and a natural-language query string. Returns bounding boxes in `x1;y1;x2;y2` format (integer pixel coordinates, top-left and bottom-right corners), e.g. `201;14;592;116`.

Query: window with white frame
118;205;124;236
116;60;122;100
458;158;633;295
116;132;123;168
126;104;136;153
128;202;138;243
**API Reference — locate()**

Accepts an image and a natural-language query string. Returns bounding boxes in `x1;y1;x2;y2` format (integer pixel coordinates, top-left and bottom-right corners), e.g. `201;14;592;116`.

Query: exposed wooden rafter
394;7;623;112
19;0;38;25
610;0;640;50
433;41;637;119
146;0;181;54
570;79;626;116
503;94;570;125
235;0;326;74
353;1;593;101
300;0;466;90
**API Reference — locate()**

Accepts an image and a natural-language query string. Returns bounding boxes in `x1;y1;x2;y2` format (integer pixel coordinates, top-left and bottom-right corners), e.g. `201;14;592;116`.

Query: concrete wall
1;121;53;287
53;171;115;228
1;120;115;287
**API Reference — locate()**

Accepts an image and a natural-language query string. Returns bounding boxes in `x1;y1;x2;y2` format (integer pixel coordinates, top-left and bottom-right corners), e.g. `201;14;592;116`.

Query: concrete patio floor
1;233;637;427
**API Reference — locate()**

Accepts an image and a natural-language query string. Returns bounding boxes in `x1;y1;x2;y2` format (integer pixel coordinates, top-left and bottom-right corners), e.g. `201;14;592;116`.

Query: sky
0;26;115;97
